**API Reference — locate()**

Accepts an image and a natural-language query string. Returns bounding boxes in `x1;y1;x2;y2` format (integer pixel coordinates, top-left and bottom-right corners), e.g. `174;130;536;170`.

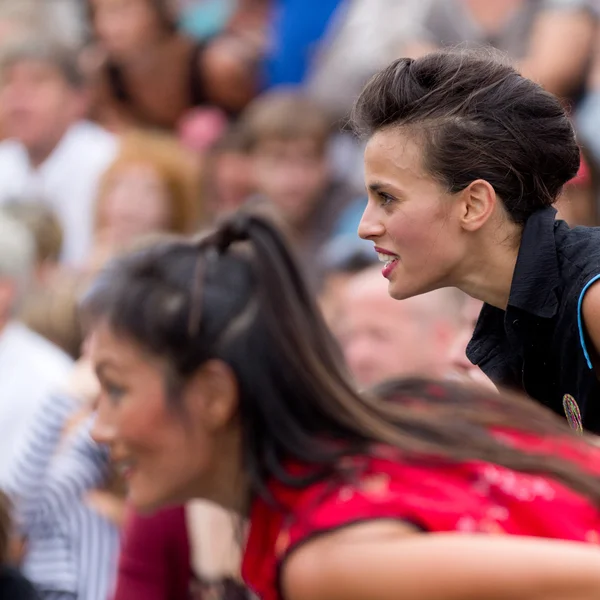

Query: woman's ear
185;359;239;432
459;179;497;232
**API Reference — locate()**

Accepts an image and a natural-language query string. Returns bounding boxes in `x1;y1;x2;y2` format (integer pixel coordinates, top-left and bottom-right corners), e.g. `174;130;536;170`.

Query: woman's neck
455;227;521;310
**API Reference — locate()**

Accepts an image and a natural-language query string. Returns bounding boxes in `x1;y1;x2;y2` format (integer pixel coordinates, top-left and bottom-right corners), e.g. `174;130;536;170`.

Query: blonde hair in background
20;276;83;359
96;129;203;234
3;200;63;264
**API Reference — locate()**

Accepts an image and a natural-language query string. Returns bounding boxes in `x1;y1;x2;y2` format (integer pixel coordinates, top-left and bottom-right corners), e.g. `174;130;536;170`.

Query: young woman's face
89;322;237;512
91;0;165;58
98;163;172;246
358;130;466;300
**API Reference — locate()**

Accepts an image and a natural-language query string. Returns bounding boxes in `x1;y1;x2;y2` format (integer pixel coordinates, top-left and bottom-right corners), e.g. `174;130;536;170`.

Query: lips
374;246;399;278
112;456;136;480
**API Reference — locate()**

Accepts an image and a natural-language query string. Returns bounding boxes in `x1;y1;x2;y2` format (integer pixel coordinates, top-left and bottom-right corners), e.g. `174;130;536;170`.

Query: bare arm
282;521;600;600
582;280;600;376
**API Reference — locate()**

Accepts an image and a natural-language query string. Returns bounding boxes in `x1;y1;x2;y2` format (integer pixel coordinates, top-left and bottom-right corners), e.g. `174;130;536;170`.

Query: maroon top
113;505;191;600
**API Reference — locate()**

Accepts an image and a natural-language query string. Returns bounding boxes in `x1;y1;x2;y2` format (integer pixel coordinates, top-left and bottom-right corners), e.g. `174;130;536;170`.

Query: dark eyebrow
368;182;386;193
95;361;116;380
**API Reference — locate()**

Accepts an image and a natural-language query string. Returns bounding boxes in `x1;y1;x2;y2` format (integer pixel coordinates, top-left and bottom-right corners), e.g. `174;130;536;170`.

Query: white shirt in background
0;120;118;266
0;321;73;486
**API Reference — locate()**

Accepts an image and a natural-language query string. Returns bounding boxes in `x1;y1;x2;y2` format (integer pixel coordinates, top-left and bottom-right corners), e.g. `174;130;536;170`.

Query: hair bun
216;212;252;253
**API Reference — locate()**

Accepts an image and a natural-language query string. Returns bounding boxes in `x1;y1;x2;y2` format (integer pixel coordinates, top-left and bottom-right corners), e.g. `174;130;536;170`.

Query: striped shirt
3;393;120;600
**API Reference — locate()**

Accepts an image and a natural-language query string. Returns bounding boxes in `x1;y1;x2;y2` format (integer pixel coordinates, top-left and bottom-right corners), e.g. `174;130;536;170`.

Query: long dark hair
351;49;580;224
81;212;600;504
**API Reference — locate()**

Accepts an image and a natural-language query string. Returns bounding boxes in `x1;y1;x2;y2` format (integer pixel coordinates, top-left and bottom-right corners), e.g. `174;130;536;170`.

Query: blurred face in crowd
91;0;167;59
97;163;172;246
0;59;86;163
211;149;254;216
446;296;494;388
358;131;466;300
90;322;242;512
337;268;459;387
252;137;329;227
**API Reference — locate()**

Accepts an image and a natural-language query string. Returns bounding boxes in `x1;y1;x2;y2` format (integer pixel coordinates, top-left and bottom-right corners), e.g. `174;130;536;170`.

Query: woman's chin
128;487;173;515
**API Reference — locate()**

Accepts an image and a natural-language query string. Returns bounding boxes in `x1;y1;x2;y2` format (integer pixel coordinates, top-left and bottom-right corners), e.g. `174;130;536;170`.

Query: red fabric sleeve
112;505;191;600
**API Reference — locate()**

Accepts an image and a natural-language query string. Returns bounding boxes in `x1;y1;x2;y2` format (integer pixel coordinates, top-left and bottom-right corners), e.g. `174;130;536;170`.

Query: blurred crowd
0;0;599;598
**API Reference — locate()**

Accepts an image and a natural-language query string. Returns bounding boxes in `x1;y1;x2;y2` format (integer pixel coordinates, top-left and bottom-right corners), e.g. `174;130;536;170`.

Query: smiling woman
354;49;600;432
80;210;600;600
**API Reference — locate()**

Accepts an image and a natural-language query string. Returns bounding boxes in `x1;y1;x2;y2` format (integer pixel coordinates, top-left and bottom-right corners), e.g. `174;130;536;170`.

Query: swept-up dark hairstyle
351;49;580;224
81;212;600;505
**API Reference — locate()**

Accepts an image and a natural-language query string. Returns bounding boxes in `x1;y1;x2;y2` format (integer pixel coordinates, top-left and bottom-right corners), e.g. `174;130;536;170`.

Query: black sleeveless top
467;207;600;433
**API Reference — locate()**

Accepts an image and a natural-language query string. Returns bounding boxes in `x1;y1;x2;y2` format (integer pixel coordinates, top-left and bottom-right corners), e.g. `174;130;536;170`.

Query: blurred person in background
337;265;463;387
318;235;377;331
19;279;83;361
240;89;364;289
200;126;255;221
263;0;342;88
405;0;597;102
88;0;260;132
114;501;251;600
446;296;495;389
0;491;39;600
2;354;120;600
88;129;201;271
0;210;73;486
2;200;64;286
2;200;84;360
0;36;118;267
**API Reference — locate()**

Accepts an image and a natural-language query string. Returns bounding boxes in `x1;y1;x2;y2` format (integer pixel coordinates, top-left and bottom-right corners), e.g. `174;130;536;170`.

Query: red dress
241;435;600;600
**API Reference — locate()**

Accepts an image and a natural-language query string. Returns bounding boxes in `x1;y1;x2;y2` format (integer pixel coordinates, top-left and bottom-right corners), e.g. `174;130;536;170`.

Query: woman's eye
105;382;126;403
378;192;395;206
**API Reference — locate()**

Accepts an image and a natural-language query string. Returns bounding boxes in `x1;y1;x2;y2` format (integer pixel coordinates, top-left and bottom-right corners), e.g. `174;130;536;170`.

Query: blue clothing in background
265;0;342;87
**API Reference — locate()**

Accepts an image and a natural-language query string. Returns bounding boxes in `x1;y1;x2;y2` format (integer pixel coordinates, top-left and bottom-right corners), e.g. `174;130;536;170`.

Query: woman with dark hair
88;0;259;131
354;49;600;432
85;212;600;600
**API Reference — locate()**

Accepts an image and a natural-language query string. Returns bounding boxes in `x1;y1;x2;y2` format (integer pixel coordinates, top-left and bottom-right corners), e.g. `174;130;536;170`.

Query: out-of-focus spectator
337;265;464;387
1;201;83;359
89;0;260;131
20;280;83;360
318;235;377;330
0;491;39;600
88;129;201;271
240;89;364;289
406;0;597;101
0;210;73;486
306;0;431;119
178;106;229;155
264;0;342;87
0;36;118;266
114;501;250;600
575;27;600;201
200;126;255;221
2;200;64;285
3;356;120;600
554;147;599;226
446;296;495;389
113;506;191;600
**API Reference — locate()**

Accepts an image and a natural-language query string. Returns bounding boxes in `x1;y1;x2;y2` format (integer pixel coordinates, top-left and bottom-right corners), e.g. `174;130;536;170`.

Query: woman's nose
358;201;385;240
90;397;117;446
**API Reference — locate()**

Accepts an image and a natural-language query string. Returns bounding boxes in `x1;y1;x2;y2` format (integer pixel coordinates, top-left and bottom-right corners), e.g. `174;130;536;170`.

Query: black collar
467;206;560;365
508;206;560;319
